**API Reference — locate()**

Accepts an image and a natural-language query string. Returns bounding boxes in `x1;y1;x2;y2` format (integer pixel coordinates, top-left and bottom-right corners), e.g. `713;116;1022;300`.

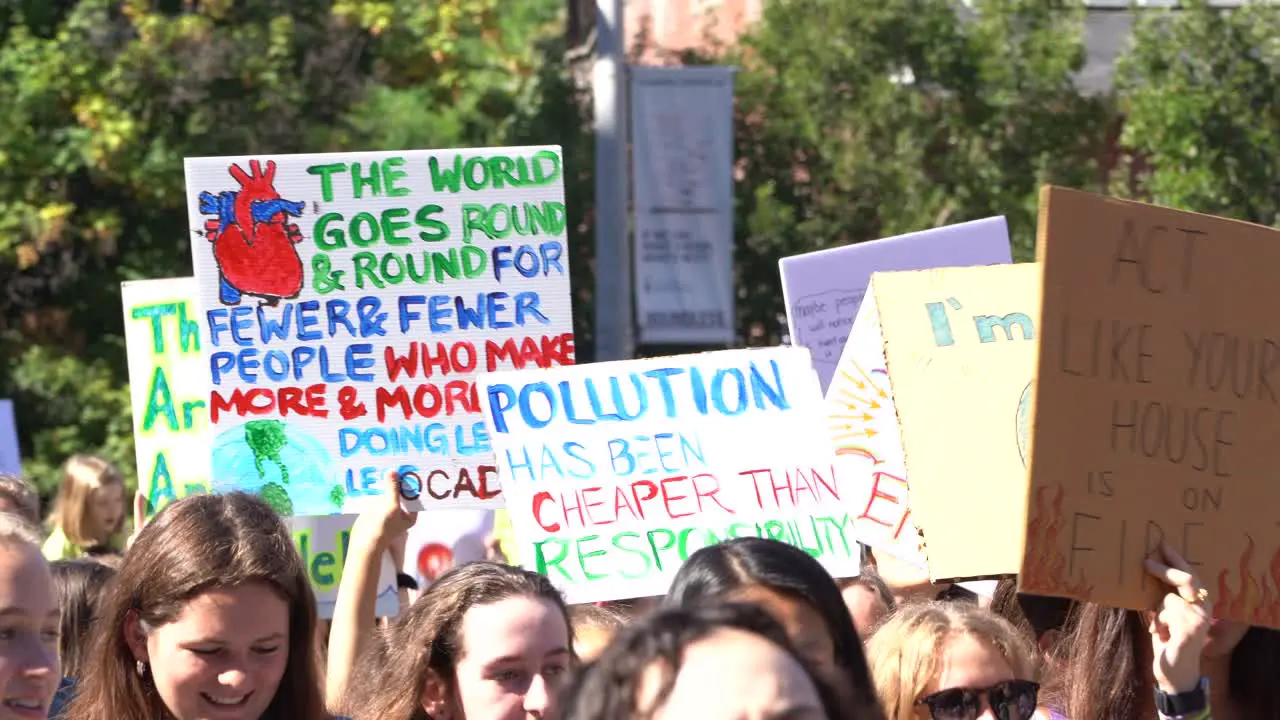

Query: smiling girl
64;492;328;720
0;511;60;719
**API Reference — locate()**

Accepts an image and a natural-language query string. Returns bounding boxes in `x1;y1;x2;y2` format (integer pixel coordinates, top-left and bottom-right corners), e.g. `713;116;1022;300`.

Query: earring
135;660;148;678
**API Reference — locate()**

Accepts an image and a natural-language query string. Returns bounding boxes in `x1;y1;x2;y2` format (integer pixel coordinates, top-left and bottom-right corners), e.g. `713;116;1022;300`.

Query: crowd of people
0;455;1275;719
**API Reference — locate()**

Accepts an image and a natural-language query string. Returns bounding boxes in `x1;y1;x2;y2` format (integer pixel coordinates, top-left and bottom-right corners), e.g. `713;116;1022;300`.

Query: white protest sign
291;513;400;619
185;147;574;516
123;277;397;616
479;346;860;603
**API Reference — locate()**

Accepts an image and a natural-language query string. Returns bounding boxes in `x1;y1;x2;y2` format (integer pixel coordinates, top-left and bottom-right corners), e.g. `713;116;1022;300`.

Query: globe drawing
212;420;342;516
1016;381;1032;467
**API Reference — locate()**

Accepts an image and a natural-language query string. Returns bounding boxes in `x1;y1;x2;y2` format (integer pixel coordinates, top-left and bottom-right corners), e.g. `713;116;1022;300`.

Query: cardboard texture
874;265;1040;581
781;217;1012;392
1022;186;1280;629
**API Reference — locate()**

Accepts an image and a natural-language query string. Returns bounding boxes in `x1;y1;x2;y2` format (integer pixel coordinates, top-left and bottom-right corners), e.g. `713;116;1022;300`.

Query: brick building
623;0;762;58
579;0;1256;93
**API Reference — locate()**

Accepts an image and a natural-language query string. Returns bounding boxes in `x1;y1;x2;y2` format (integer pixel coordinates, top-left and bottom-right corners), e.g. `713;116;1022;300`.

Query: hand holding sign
1144;542;1211;695
351;470;418;553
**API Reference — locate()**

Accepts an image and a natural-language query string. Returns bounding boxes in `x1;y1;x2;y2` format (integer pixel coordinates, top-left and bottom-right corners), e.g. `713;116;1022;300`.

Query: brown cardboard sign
876;264;1040;581
1021;186;1280;628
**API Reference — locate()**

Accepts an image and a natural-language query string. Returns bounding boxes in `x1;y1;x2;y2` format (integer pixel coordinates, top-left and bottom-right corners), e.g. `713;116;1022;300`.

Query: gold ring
1192;588;1209;604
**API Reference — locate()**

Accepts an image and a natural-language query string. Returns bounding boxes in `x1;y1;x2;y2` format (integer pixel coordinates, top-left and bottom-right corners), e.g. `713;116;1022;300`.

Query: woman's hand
350;470;418;552
1144;541;1212;694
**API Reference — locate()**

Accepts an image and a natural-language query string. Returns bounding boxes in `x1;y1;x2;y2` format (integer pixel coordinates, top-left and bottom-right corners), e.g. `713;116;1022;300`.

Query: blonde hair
866;602;1039;720
48;455;124;546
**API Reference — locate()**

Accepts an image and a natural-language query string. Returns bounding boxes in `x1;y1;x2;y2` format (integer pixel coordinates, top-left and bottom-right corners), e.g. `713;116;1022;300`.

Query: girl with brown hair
342;560;573;720
559;602;859;720
65;492;328;720
1048;605;1280;718
1044;542;1231;720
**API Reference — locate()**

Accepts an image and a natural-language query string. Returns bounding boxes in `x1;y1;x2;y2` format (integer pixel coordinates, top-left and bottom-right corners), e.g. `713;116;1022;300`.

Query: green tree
1113;0;1280;226
0;0;569;502
688;0;1112;343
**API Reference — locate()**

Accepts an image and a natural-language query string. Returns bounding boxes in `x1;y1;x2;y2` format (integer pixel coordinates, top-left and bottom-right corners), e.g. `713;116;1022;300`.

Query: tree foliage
0;0;570;500
1113;0;1280;226
714;0;1111;342
1;0;1275;505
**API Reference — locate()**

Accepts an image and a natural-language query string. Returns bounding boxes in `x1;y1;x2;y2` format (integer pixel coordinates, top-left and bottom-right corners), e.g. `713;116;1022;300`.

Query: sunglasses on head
915;679;1040;720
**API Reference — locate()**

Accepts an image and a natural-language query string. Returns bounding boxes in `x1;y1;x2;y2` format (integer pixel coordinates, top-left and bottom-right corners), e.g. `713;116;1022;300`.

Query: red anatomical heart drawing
198;159;306;306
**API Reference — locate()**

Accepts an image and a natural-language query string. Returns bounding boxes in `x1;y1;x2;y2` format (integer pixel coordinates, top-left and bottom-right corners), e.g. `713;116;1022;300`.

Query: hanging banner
631;66;736;345
184;147;574;517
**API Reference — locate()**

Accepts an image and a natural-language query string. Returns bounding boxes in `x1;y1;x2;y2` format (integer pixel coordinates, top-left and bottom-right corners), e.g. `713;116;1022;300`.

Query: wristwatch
1154;677;1208;717
396;572;420;591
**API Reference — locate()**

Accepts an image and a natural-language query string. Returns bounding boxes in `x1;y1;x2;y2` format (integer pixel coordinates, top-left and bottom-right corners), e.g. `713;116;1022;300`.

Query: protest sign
402;509;494;587
826;292;920;566
123;278;212;515
292;513;399;618
781;217;1012;392
874;264;1040;581
1022;186;1280;629
479;347;860;603
123;277;396;617
185;147;573;516
0;400;19;476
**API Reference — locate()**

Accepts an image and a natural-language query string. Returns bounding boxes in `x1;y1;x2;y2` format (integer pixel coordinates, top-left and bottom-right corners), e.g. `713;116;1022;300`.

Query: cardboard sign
185;147;573;516
874;265;1040;581
0;401;20;476
1023;186;1280;628
123;278;212;515
781;217;1012;392
123;278;397;617
479;347;860;603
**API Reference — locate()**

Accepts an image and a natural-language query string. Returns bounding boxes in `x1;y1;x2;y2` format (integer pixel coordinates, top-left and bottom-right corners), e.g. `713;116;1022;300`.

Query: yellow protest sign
123;278;211;515
871;264;1040;580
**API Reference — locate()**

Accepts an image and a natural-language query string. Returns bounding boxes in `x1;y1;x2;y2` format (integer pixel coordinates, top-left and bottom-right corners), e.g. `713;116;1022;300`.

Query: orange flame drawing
1216;537;1280;628
1022;484;1093;599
